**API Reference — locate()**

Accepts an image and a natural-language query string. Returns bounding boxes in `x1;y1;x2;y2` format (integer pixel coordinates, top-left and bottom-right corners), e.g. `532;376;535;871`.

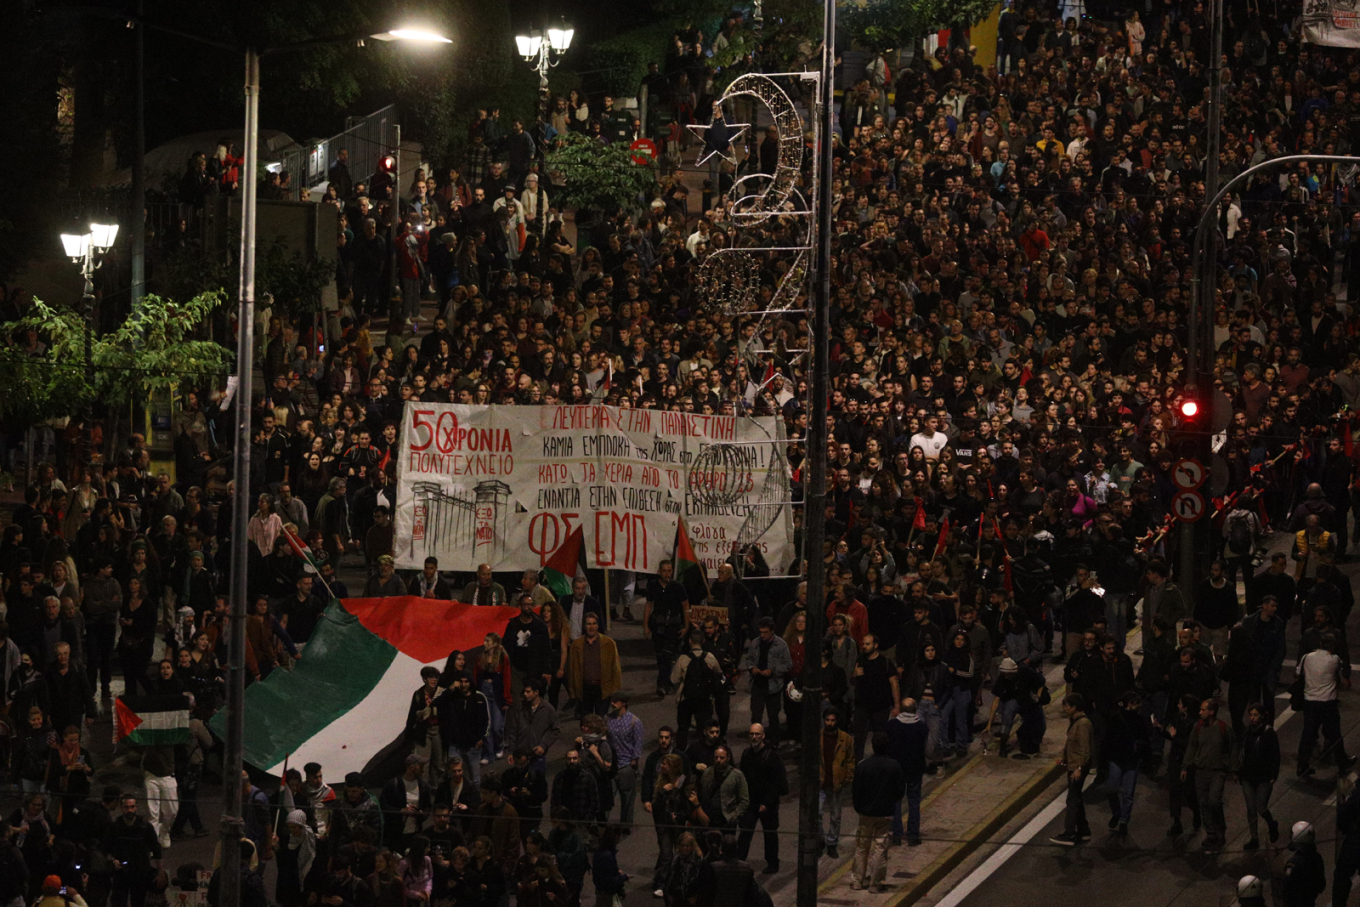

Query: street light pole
131;0;145;312
214;29;448;907
797;2;834;905
220;44;259;907
61;224;118;467
516;27;572;157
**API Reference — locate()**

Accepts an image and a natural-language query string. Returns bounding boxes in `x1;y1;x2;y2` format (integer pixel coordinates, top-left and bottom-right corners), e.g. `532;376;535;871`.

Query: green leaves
0;292;232;428
545;133;658;215
841;0;996;54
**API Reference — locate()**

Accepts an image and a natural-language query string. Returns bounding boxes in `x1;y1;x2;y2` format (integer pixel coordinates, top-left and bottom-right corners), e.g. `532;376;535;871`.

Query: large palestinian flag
210;596;516;777
115;695;190;745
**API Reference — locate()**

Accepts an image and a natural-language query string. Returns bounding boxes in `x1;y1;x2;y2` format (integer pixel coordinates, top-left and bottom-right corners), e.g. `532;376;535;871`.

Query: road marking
931;775;1092;907
936;700;1299;907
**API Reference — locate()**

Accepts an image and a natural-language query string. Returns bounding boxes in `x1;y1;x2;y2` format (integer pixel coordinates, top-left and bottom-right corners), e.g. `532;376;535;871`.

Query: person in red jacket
397;214;429;328
826;584;870;646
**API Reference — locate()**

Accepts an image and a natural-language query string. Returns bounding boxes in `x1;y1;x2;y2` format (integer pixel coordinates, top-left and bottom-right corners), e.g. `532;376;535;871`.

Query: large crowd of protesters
6;0;1360;903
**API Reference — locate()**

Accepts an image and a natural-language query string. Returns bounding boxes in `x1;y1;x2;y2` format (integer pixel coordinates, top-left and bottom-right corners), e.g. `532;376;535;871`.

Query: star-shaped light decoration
688;118;750;166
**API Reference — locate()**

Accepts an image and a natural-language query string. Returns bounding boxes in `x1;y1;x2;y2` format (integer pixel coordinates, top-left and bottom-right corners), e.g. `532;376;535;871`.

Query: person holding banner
644;561;690;701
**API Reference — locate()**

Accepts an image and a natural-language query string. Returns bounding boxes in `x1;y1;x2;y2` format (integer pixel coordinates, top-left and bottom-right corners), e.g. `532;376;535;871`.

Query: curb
883;761;1064;907
816;752;989;894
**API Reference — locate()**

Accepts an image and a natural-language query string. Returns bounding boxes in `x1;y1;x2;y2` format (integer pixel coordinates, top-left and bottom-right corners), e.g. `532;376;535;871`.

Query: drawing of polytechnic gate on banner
393;404;795;575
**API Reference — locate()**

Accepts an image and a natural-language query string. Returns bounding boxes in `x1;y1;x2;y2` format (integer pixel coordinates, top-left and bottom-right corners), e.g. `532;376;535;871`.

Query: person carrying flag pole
281;523;338;603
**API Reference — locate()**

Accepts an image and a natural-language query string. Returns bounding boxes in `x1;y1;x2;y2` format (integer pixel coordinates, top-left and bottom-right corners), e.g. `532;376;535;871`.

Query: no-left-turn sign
1172;489;1206;523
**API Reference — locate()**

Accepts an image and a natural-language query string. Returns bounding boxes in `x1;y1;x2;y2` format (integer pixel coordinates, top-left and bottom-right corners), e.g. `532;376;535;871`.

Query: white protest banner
1303;0;1360;47
393;404;794;575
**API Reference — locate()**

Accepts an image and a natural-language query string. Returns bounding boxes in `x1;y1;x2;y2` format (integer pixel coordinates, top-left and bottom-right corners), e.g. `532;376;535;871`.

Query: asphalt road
942;555;1360;907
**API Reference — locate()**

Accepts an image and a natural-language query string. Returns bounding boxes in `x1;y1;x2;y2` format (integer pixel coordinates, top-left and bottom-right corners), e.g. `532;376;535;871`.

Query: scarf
59;739;82;768
286;813;317;882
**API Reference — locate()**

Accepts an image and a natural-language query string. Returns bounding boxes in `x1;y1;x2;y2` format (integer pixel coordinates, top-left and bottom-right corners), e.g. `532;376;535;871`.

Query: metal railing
278;104;399;199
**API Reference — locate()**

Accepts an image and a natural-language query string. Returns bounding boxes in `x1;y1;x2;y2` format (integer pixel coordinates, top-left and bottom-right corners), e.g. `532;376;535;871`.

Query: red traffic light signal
379;154;397;174
1180;399;1200;419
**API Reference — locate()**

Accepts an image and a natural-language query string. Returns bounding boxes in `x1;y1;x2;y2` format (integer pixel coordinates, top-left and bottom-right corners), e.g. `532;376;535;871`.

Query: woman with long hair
664;831;705;906
477;633;512;763
649;752;692;897
118;576;157;695
399;835;433;907
367;849;405;907
537;600;570;709
247;494;283;558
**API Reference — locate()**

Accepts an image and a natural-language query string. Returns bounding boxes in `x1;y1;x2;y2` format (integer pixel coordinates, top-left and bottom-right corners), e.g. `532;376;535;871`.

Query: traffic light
379;153;397;175
1174;394;1203;456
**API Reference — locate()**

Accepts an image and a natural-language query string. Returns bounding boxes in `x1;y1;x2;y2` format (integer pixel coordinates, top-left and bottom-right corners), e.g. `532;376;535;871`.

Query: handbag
1288;674;1306;712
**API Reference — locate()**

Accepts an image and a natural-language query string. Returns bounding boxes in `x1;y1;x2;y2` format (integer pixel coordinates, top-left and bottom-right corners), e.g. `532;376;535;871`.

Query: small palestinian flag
115;695;190;745
674;516;709;594
283;523;320;574
542;525;590;599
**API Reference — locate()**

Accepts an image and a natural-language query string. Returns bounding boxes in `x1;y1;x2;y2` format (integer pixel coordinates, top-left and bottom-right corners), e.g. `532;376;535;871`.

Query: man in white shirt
908;415;949;461
1297;632;1354;777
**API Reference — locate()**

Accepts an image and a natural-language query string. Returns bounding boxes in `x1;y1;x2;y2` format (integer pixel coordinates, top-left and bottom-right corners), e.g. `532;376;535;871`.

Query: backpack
683;652;719;701
1227;513;1253;556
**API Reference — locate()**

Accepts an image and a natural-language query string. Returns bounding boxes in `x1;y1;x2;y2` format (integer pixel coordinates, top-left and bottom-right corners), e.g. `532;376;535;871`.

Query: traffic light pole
796;3;834;906
1185;153;1360;591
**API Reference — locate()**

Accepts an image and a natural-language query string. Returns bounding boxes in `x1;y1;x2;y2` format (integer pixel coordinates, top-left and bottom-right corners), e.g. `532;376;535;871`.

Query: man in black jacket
886;699;929;845
501;748;548;840
851;732;905;892
46;642;95;733
436;673;490;786
107;794;162;907
736;723;788;874
378;754;433;851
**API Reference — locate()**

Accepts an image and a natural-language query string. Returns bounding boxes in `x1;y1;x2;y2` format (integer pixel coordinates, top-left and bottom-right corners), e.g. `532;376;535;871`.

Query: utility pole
131;0;145;311
797;1;834;904
1180;0;1224;593
220;45;259;907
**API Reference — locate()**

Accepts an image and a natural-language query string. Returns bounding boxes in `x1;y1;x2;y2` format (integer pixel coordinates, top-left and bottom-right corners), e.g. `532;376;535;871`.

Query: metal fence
278;104;399;199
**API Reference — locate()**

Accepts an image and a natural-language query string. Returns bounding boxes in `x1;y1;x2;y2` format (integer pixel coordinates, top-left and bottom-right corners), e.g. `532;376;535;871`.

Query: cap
344;771;364;787
43;876;63;892
999;657;1018;673
608;691;630;704
405;753;430;766
504;183;516;192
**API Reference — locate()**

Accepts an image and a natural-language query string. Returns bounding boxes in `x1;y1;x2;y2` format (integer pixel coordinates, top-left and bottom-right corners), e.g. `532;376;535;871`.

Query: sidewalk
791;614;1175;907
800;698;1068;907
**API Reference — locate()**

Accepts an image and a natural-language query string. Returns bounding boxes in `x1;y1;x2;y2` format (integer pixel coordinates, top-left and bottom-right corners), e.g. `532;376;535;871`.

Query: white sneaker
480;757;490;765
653;889;665;899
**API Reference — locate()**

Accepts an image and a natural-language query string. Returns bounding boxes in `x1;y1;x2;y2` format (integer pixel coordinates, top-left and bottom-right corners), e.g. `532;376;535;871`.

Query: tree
841;0;998;54
0;293;232;433
545;133;657;217
162;238;331;322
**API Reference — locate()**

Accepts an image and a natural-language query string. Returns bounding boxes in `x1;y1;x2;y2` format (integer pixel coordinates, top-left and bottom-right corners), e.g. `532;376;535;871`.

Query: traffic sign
629;138;658;166
1172;489;1206;523
1172;458;1206;490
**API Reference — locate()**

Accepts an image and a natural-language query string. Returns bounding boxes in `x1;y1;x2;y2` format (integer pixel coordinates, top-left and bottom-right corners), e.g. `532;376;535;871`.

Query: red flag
1002;556;1014;593
378;445;392;474
763;360;775;386
913;497;926;532
932;516;950;559
1345;416;1356;459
